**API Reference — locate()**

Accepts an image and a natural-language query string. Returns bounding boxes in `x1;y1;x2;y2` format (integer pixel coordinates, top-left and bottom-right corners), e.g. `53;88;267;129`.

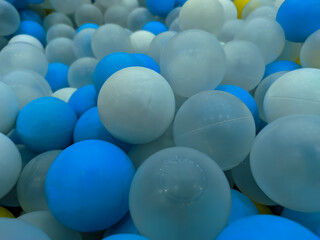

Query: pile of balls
1;0;320;239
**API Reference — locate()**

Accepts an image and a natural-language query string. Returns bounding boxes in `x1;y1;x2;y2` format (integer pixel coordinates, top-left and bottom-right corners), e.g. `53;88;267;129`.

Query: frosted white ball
300;29;320;69
218;0;237;21
0;1;20;36
121;0;139;11
75;4;103;27
53;88;77;102
179;0;225;36
8;35;44;51
127;7;154;31
241;0;275;19
160;29;226;98
277;40;302;62
218;19;245;43
235;17;285;64
264;68;320;123
104;5;129;28
98;67;175;144
43;12;73;31
169;18;180;32
68;57;98;88
46;37;77;66
221;40;265;91
46;24;75;43
73;28;95;58
50;0;89;14
246;6;277;21
130;30;155;54
165;7;181;27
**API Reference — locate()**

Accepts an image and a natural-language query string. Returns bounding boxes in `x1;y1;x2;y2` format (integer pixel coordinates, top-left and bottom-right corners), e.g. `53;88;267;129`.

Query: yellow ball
234;0;251;18
252;202;273;215
0;207;15;218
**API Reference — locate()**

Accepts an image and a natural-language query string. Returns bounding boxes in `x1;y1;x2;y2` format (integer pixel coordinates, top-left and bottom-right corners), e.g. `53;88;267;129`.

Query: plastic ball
75;4;103;27
0;42;48;77
235;17;285;64
46;37;77;66
241;0;275;20
16;97;77;153
104;5;130;28
218;0;237;21
8;34;44;52
165;7;181;27
250;115;320;212
218;19;245;43
300;29;320;68
45;63;69;92
133;53;160;73
127;7;154;32
76;23;99;33
0;218;50;239
130;147;231;240
50;0;88;14
43;12;73;31
0;82;19;134
68;85;97;117
19;9;42;25
104;213;139;237
264;68;320;123
104;234;150;240
142;21;168;35
0;207;15;218
14;20;46;46
18;211;82;240
173;90;255;170
145;0;175;17
0;36;8;50
276;0;320;42
161;29;226;98
92;52;144;93
0;133;22;199
0;1;20;36
246;5;277;21
179;0;224;36
233;0;251;18
46;23;75;43
73;28;95;58
91;24;132;59
221;40;265;91
45;140;135;232
52;87;77;102
0;69;53;109
130;30;155;54
68;57;98;88
217;215;320;240
264;60;301;78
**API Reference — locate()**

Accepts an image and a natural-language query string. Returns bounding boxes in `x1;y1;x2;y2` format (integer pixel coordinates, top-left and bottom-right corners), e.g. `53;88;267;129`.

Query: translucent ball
52;87;77;102
46;37;77;66
160;29;226;98
73;28;95;58
165;7;181;27
0;1;20;36
127;7;154;32
8;34;44;52
16;97;77;152
217;215;320;240
0;133;21;199
173;90;256;170
264;68;320;123
264;60;301;78
75;4;103;27
218;0;237;21
130;30;155;54
91;24;132;59
169;18;180;32
16;150;61;212
43;12;73;31
179;0;224;36
68;57;98;88
18;211;82;240
45;63;69;92
104;234;150;240
251;115;320;212
241;0;275;19
104;5;129;28
0;218;50;240
68;85;97;117
130;147;231;240
300;29;320;68
145;0;175;17
0;42;48;77
98;67;175;144
0;69;53;109
45;140;135;232
277;40;302;62
246;5;277;21
235;17;285;64
121;0;139;11
46;23;75;43
221;40;265;91
0;82;19;134
218;19;245;43
50;0;89;14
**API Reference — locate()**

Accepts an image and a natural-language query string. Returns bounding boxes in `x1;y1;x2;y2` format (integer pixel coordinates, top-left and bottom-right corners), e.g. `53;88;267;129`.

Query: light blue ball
15;20;46;46
133;53;160;73
217;215;320;240
16;97;77;153
68;85;97;117
103;234;150;240
146;0;175;17
45;63;69;92
19;10;42;25
142;21;168;35
45;140;135;232
76;23;99;34
264;60;301;78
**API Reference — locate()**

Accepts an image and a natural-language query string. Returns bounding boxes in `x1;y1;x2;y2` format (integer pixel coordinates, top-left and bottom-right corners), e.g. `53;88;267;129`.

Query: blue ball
45;63;69;92
228;189;259;225
16;97;77;153
15;20;46;46
104;213;139;237
146;0;175;17
276;0;320;42
215;85;260;129
133;53;160;73
103;234;150;240
45;140;135;232
13;0;28;10
7;129;22;145
25;0;44;5
142;21;168;35
92;52;144;93
175;0;187;6
264;60;301;78
76;23;99;34
73;107;131;152
19;10;43;25
217;215;320;240
68;85;97;117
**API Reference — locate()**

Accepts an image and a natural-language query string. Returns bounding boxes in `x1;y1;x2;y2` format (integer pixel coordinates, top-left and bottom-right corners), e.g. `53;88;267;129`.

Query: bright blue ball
16;97;77;153
276;0;320;42
142;21;168;35
19;10;42;25
217;215;320;240
264;60;301;78
104;213;139;237
146;0;175;17
76;23;99;34
175;0;187;6
103;234;150;240
215;85;260;129
92;52;144;93
15;20;46;46
45;140;135;232
228;189;259;225
73;107;131;152
133;53;160;73
45;63;69;92
68;85;97;117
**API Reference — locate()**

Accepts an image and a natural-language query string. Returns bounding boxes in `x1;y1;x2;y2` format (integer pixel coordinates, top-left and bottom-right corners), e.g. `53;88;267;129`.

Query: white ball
0;1;20;36
300;29;320;68
73;28;95;58
68;57;98;88
50;0;89;14
75;4;103;27
46;37;77;66
246;6;277;21
277;40;302;62
130;30;155;54
53;88;77;102
127;7;154;31
218;0;237;21
43;12;73;31
8;35;44;52
241;0;275;19
46;24;75;43
218;19;245;43
98;67;175;144
104;5;129;28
